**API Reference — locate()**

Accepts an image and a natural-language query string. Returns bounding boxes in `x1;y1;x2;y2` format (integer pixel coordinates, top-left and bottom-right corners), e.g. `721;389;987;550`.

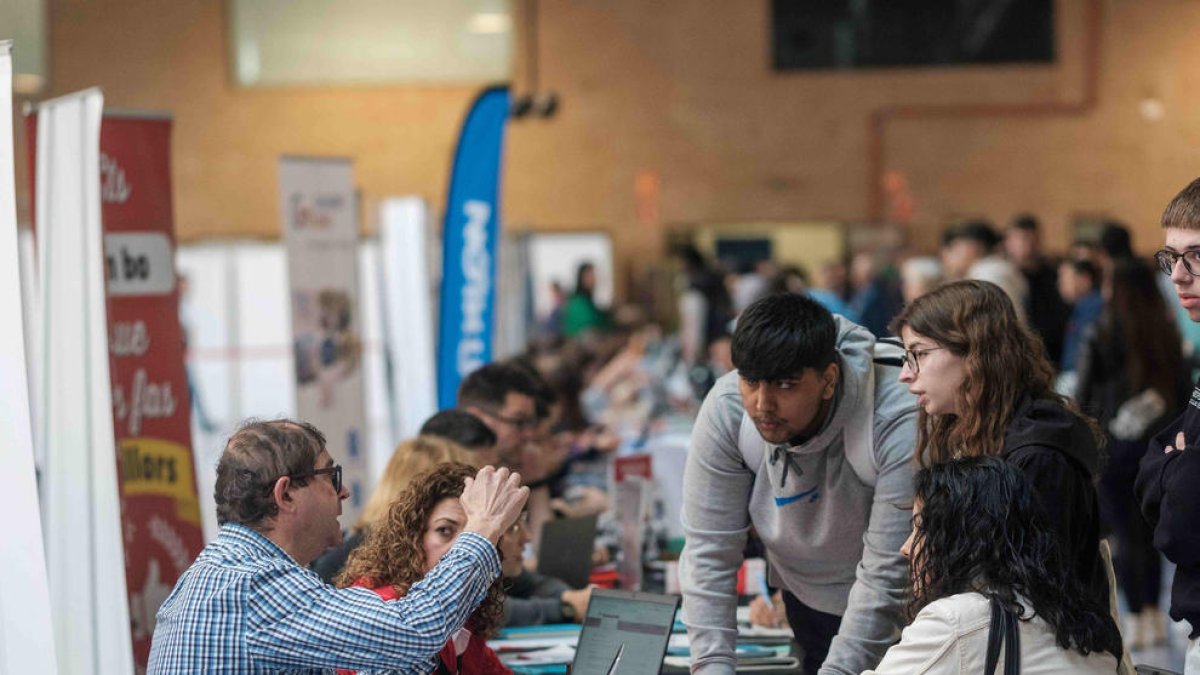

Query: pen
605;643;625;675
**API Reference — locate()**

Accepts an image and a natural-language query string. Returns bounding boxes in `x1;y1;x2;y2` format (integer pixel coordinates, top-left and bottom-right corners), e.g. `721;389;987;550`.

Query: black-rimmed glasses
1154;249;1200;277
902;347;944;375
286;465;343;493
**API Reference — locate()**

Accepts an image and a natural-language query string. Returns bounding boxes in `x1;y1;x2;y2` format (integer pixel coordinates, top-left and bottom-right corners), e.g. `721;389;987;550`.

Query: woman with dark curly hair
865;456;1122;673
891;280;1114;615
336;463;511;674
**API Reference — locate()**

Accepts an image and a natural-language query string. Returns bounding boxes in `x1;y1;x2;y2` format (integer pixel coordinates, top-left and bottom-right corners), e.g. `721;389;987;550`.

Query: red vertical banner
99;115;204;669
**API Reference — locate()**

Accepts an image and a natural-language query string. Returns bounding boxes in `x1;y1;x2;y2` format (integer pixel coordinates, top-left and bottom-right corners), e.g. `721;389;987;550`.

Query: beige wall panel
25;0;1200;283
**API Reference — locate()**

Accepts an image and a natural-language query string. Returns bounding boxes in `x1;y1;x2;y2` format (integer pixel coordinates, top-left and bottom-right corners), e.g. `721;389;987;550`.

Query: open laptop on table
537;514;599;589
569;589;680;675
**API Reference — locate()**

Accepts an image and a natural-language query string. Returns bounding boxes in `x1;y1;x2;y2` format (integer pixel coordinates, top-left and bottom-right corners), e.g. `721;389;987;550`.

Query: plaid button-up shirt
147;523;499;673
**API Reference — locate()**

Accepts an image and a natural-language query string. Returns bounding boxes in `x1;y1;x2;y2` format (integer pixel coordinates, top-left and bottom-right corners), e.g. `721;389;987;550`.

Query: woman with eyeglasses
864;456;1122;673
336;463;512;674
890;280;1116;622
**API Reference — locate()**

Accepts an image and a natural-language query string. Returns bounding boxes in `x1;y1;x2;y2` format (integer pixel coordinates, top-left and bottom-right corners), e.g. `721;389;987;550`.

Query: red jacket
337;580;511;675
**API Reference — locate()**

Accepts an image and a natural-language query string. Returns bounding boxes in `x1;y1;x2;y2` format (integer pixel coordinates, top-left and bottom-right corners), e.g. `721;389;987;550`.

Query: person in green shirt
561;262;609;337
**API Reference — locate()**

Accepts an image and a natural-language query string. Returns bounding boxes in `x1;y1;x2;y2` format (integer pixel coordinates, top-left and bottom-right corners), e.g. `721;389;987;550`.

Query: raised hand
461;466;530;545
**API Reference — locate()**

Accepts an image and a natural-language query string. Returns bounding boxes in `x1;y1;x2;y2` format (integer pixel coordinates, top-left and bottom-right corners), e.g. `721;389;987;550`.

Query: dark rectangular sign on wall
772;0;1055;71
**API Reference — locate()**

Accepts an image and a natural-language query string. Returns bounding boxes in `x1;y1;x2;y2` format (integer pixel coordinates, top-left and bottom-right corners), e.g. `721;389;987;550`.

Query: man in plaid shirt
148;419;528;673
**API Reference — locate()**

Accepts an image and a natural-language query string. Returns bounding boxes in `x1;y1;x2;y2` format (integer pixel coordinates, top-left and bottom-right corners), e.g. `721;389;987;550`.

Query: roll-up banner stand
99;112;206;669
379;197;438;449
29;88;136;674
280;156;368;526
436;87;510;409
28;103;206;671
0;40;58;675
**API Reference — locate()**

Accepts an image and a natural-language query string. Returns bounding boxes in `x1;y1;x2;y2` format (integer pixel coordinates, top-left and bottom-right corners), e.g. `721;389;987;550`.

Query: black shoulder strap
985;597;1021;675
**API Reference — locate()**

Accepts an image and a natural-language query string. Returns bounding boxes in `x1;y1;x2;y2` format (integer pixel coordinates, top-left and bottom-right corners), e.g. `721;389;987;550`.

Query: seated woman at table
864;456;1122;674
337;462;512;675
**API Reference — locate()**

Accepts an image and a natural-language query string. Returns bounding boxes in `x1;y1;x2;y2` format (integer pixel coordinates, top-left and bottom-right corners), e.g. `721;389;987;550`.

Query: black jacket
1136;382;1200;638
1002;396;1108;608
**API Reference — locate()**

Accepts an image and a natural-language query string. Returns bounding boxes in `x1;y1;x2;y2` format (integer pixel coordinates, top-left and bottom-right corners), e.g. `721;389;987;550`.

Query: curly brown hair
890;280;1098;465
335;462;505;638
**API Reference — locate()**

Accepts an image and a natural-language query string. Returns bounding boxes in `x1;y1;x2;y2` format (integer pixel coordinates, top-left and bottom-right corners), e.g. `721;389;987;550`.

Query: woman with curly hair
865;456;1122;673
890;280;1112;613
337;463;511;674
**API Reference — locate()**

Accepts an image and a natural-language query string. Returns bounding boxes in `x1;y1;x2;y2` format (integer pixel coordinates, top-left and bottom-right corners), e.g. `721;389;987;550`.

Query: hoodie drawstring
769;445;803;488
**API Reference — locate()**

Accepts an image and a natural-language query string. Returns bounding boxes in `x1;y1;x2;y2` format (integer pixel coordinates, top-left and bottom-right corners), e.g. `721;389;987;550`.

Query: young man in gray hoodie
680;293;917;675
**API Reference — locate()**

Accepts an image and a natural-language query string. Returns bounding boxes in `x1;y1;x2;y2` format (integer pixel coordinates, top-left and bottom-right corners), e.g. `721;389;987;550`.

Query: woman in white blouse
865;456;1123;674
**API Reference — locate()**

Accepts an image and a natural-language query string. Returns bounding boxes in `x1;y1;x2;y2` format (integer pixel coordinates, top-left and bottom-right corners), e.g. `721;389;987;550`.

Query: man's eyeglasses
481;409;539;431
1154;249;1200;277
285;465;343;494
902;347;944;375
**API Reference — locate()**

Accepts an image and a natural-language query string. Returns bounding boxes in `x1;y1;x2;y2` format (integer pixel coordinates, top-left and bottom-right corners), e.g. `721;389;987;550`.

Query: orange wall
23;0;1200;269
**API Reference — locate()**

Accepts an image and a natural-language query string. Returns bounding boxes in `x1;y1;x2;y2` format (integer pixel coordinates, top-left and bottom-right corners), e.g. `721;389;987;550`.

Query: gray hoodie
679;317;917;675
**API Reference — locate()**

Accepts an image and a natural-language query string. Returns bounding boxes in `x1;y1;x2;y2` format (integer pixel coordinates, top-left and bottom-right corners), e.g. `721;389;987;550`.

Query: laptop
570;589;680;675
537;514;599;589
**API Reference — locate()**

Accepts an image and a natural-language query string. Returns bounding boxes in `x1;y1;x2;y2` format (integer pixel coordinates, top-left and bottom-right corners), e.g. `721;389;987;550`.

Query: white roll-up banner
280;156;368;526
0;40;58;675
35;87;135;673
379;197;437;451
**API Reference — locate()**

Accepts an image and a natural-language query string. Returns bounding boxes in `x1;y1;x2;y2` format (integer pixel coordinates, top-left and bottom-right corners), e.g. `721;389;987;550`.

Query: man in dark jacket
1139;177;1200;673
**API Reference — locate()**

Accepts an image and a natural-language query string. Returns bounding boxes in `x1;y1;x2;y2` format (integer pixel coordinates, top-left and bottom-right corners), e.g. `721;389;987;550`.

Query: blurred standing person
1057;259;1103;390
1006;215;1068;369
899;256;943;305
940;220;1028;323
1077;260;1186;650
675;245;733;366
732;258;778;314
1097;221;1136;280
849;252;903;338
561;262;609;338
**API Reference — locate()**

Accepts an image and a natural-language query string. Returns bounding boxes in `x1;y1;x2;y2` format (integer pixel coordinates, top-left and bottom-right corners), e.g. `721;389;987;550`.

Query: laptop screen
570;589;680;675
536;514;599;589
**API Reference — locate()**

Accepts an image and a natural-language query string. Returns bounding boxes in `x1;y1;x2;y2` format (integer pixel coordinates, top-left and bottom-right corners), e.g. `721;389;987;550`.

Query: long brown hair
336;462;505;637
1107;259;1184;410
890;280;1089;465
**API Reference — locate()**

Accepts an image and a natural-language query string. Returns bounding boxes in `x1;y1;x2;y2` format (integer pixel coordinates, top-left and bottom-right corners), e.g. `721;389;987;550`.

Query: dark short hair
457;361;542;411
1010;214;1039;232
419;410;498;451
1063;259;1099;287
731;293;837;381
214;419;326;528
1162;177;1200;230
1099;221;1133;260
947;219;1001;251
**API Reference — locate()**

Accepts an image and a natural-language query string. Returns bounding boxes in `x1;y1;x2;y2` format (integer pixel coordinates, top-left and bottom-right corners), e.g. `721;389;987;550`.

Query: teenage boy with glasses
1139;177;1200;675
148;418;528;673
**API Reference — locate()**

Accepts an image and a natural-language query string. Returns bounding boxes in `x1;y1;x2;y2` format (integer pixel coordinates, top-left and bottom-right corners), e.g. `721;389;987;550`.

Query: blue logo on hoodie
774;486;820;506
